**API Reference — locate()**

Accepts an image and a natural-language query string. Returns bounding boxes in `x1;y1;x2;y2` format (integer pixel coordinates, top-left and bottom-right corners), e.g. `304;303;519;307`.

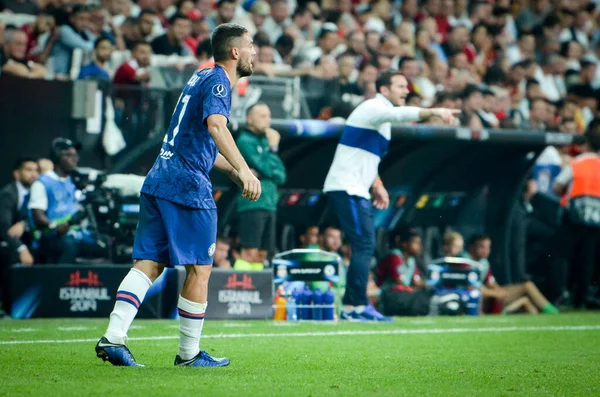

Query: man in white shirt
323;70;459;321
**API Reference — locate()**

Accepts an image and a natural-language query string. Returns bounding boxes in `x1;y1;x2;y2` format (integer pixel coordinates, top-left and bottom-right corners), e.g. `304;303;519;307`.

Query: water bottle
292;289;303;320
466;289;481;316
286;295;298;321
322;288;335;321
302;286;313;320
429;293;440;316
312;289;323;321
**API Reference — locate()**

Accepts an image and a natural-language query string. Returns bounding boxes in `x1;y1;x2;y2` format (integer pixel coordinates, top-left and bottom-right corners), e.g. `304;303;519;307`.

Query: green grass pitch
1;313;599;396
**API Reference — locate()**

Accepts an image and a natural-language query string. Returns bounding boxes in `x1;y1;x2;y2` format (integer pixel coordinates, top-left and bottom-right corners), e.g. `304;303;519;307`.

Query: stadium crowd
0;0;599;126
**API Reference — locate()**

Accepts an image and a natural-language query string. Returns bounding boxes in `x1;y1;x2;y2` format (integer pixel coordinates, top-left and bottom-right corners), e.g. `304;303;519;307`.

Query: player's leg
161;202;229;367
502;296;538;314
96;193;169;366
505;282;558;314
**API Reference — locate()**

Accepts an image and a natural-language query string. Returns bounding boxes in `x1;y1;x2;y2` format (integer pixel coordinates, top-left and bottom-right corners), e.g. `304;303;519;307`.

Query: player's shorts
132;193;217;266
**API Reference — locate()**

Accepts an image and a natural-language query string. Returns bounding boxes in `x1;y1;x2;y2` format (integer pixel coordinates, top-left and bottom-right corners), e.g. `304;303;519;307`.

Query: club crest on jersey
208;243;216;257
212;84;227;98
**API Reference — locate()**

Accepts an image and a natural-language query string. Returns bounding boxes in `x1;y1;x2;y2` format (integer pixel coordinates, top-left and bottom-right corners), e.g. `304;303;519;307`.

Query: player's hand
372;184;390;210
239;167;261;201
8;221;25;239
433;108;461;124
19;248;34;266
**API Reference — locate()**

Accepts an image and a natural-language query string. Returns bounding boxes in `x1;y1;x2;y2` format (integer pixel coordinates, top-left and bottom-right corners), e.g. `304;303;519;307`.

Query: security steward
554;118;600;308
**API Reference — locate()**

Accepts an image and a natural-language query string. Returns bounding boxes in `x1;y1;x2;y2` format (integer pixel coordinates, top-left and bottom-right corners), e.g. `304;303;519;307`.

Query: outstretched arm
368;105;461;126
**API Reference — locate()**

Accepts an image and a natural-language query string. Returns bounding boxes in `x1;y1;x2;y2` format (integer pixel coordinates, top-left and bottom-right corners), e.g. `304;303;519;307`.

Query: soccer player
95;23;261;367
323;70;460;322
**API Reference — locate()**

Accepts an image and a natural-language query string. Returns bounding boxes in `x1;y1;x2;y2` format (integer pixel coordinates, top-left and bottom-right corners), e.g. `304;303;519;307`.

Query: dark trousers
327;191;375;307
37;234;105;264
553;217;600;307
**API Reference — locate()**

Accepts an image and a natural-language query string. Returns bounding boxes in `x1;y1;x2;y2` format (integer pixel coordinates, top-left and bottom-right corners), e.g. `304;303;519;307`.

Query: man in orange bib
554;118;600;308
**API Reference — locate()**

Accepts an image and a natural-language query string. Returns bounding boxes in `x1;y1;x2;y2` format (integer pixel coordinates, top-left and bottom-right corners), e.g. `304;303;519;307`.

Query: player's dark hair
94;37;112;49
169;12;190;26
585;118;600;152
468;233;491;248
376;69;404;93
13;156;37;171
211;23;248;62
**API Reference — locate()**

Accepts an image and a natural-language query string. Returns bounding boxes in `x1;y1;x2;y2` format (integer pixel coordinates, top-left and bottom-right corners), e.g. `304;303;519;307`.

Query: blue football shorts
132;193;217;266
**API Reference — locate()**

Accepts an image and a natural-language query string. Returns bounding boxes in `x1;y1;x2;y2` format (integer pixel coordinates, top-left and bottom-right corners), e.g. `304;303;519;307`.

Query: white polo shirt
323;94;422;199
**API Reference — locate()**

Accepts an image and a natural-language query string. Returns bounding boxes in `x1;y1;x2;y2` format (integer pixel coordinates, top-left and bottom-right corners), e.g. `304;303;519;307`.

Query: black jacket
0;182;26;254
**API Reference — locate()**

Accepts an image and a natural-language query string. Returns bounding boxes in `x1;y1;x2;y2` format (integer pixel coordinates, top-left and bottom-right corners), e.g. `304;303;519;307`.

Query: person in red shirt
376;228;430;316
113;41;152;86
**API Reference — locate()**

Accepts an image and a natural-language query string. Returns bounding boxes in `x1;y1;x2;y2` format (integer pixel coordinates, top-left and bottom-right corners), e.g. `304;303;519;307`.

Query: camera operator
28;138;100;264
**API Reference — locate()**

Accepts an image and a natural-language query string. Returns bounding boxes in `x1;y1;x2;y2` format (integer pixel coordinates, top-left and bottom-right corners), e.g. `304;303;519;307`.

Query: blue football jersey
141;65;231;209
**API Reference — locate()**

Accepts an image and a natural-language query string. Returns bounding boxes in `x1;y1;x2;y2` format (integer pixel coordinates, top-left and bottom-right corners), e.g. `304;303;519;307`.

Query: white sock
177;296;207;360
104;268;152;345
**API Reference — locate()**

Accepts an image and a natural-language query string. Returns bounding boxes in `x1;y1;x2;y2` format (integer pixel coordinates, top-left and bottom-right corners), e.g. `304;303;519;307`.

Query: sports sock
104;268;152;345
177;295;207;360
541;302;560;314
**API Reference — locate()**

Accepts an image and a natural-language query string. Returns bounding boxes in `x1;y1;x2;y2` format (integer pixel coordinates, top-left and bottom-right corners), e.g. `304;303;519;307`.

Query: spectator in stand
213;236;232;269
287;5;318;46
305;23;339;63
234;103;287;271
184;17;210;54
21;13;57;64
1;29;47;79
51;5;96;77
526;98;548;130
113;41;151;86
376;228;429;316
124;10;157;50
207;0;236;33
78;37;113;80
442;230;464;257
262;0;291;45
468;234;559;314
442;25;474;63
399;57;421;94
151;13;192;56
461;84;489;126
232;0;270;37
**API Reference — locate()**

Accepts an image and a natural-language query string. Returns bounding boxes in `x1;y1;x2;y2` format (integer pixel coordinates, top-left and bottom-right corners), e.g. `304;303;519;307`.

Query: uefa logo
212;84;227;98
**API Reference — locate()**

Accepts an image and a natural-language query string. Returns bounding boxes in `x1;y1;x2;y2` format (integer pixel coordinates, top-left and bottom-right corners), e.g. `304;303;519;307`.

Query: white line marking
1;325;599;345
58;327;91;331
5;328;36;333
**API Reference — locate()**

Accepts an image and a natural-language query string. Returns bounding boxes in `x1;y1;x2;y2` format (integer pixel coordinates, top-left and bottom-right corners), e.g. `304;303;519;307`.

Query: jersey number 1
165;94;191;146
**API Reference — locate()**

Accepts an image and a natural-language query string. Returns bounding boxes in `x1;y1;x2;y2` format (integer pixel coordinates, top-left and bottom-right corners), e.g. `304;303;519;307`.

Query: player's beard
237;58;253;78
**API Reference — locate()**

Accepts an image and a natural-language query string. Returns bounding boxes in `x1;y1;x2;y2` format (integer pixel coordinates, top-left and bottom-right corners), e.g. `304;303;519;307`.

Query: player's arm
213;153;243;188
368;105;461;125
207;114;261;201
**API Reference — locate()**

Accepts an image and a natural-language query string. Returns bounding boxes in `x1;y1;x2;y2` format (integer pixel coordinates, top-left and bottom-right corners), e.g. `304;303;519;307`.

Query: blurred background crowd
1;0;599;127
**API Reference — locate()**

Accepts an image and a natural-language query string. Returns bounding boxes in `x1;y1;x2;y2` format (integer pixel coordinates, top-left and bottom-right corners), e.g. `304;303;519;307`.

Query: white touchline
1;325;600;345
